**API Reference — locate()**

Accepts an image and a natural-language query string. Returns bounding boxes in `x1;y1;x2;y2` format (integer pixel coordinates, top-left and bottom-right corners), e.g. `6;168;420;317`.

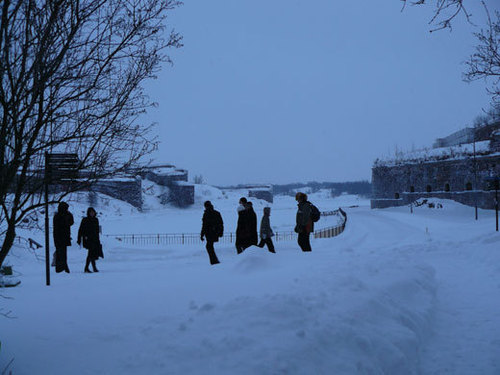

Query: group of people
52;202;103;274
52;191;318;270
200;192;316;265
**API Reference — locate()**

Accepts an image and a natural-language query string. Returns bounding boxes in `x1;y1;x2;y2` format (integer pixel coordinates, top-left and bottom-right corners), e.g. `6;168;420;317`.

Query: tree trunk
0;221;16;268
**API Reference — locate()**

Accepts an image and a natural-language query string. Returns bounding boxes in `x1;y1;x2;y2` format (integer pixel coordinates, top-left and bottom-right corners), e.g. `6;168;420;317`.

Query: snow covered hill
1;193;499;374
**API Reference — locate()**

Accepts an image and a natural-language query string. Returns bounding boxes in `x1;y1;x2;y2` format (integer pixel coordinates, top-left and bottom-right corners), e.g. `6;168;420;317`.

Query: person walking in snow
257;207;275;253
53;201;74;273
235;197;249;254
200;201;223;265
295;192;313;252
77;207;103;273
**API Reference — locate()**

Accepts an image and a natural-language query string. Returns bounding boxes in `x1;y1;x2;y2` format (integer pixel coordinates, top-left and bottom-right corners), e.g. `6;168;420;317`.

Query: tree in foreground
0;0;182;267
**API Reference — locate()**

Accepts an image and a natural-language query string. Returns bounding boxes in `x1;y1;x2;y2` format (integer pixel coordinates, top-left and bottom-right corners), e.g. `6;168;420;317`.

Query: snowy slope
1;194;499;374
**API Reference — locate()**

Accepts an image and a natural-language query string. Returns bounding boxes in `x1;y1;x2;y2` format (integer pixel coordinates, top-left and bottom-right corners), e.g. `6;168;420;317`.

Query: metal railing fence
104;209;347;246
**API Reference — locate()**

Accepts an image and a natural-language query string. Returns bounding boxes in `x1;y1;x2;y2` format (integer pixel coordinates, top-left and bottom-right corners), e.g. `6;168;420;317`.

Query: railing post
182;234;184;245
132;234;134;245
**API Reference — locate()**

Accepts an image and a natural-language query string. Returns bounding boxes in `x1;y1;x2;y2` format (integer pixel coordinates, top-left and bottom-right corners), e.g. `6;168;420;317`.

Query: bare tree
464;7;500;104
0;0;182;267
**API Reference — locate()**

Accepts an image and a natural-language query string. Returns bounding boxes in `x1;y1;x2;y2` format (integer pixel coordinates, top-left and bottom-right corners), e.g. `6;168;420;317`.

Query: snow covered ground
1;189;500;374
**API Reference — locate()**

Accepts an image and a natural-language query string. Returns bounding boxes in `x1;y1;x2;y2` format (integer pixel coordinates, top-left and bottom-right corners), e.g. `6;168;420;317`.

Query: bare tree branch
464;3;500;104
401;0;472;31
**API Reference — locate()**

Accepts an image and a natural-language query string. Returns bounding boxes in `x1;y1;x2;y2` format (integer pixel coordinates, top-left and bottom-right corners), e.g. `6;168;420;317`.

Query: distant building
371;122;500;209
248;185;273;203
8;163;195;209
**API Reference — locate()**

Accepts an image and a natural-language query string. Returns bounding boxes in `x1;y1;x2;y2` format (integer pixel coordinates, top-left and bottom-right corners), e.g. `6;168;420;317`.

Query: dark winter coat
53;211;74;248
260;209;274;239
236;206;258;249
248;207;258;246
201;208;224;242
296;201;313;234
78;217;102;260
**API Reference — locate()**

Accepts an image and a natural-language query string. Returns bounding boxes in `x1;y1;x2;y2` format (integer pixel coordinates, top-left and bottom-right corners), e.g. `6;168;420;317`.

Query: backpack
215;211;224;237
309;202;320;222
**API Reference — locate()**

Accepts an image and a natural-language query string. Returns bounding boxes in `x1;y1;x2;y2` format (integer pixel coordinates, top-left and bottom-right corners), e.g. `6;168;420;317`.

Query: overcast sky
142;1;499;186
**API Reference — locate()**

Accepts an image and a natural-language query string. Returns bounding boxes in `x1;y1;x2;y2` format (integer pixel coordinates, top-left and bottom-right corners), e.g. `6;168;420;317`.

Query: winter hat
295;192;307;202
57;201;69;213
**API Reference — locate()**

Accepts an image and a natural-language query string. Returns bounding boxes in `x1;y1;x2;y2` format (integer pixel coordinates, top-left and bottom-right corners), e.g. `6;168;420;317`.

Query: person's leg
266;238;275;253
298;233;311;252
206;240;220;265
235;239;243;254
257;238;266;248
56;246;69;273
297;233;305;251
63;246;70;273
84;256;92;273
303;233;312;252
91;259;99;272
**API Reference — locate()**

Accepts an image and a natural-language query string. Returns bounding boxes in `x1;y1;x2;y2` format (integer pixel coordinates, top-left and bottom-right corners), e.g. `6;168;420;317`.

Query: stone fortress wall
92;164;195;209
371;123;500;210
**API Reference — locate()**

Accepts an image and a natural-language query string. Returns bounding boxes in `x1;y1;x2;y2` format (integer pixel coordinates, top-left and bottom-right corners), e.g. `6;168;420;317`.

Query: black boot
85;257;92;273
91;260;99;272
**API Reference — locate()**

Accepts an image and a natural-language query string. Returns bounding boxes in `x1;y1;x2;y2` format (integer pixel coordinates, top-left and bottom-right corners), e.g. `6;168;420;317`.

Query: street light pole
473;132;478;220
44;152;51;286
496;184;499;232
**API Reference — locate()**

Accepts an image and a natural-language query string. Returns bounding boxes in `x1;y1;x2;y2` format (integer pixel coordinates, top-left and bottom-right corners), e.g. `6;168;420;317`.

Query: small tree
0;0;182;267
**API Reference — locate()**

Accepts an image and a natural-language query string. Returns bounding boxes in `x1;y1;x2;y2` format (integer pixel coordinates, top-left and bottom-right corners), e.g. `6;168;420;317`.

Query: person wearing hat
201;201;224;265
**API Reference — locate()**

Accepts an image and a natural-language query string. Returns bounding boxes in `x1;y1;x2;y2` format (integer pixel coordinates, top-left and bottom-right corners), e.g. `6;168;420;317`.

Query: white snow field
1;188;500;375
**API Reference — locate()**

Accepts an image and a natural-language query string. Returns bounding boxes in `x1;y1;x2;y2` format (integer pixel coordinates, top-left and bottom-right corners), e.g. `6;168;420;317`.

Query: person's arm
77;218;85;245
96;218;100;241
303;203;312;224
200;213;206;240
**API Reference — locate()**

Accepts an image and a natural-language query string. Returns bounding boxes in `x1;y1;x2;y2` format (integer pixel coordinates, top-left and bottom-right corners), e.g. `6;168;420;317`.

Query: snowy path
348;207;500;374
419;249;500;374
